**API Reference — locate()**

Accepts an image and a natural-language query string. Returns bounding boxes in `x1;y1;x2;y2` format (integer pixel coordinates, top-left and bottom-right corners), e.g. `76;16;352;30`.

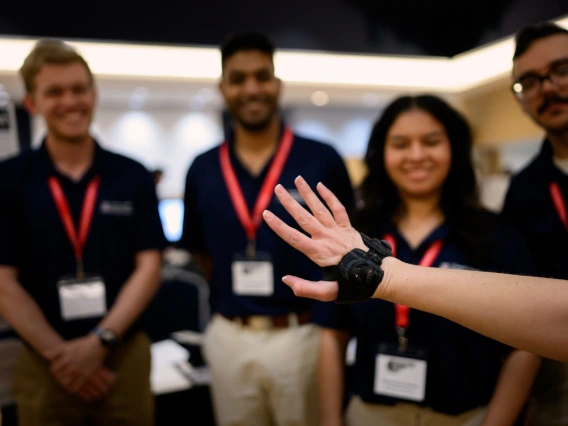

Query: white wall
0;99;19;160
288;106;380;158
32;104;542;208
32;105;380;199
33;108;224;199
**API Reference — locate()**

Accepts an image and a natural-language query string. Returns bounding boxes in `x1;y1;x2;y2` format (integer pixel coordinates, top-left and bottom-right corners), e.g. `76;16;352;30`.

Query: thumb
282;275;338;302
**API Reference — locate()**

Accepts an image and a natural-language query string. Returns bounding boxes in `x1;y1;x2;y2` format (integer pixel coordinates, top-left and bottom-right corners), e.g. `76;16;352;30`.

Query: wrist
373;256;400;301
91;328;120;353
86;333;109;356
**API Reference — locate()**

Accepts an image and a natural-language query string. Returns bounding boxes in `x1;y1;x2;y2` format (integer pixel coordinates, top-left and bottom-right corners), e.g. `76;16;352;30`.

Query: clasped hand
44;334;116;401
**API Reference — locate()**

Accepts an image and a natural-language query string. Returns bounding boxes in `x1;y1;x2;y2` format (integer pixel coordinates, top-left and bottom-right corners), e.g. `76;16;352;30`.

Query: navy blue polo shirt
0;141;167;341
180;132;354;317
313;219;534;415
502;140;568;280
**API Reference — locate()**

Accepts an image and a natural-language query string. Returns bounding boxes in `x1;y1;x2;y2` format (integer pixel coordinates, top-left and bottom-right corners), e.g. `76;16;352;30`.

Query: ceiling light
0;15;565;92
311;91;329;106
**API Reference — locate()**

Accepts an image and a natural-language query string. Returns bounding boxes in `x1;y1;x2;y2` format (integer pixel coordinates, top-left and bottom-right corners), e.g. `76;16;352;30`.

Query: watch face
98;329;118;347
102;330;115;341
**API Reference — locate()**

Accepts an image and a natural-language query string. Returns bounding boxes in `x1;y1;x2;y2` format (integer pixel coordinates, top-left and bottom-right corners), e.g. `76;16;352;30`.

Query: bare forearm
380;258;568;361
319;329;349;426
482;350;541;426
98;251;161;337
0;276;63;355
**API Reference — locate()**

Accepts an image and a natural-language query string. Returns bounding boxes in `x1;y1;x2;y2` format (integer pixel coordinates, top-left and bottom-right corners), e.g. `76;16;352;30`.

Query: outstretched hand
262;176;366;301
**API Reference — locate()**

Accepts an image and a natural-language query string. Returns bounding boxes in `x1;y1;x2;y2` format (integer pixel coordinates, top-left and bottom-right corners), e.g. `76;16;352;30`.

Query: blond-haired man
0;40;166;426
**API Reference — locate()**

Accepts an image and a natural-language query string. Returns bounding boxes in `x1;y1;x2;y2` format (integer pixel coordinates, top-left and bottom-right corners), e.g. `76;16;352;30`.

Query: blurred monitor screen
158;198;184;242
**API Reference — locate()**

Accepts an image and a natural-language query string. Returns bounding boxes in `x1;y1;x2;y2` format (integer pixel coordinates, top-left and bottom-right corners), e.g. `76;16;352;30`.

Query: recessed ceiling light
311;91;329;107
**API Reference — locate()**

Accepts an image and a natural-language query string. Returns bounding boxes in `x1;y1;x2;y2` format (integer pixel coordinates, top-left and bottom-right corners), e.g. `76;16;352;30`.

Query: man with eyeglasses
502;22;568;425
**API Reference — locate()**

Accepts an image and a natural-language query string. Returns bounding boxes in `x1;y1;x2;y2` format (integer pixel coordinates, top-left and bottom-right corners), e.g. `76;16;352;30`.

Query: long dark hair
355;95;494;268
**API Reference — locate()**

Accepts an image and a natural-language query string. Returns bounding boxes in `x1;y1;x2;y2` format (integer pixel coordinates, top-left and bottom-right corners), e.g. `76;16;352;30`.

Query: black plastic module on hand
323;234;393;304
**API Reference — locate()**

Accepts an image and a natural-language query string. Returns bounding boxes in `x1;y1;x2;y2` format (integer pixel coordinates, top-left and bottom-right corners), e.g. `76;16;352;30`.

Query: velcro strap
335;248;385;303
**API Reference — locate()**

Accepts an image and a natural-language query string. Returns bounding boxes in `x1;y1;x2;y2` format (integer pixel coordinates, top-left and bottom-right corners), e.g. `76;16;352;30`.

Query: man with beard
180;32;354;426
502;22;568;425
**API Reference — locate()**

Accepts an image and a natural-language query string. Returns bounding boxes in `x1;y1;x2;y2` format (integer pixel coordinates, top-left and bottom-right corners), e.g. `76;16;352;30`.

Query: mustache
538;96;568;114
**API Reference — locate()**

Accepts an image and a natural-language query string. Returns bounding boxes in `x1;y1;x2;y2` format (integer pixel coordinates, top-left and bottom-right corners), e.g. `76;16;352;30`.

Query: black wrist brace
323;234;393;304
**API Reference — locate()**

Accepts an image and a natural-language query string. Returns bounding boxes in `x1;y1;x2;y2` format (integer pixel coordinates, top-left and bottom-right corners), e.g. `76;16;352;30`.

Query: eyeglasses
512;60;568;99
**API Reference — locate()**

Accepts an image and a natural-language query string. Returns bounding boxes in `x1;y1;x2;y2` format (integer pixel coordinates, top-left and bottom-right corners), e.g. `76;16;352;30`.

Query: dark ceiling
1;0;566;57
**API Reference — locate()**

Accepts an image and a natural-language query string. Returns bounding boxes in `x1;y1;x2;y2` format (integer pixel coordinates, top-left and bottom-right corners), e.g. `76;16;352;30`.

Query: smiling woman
301;95;542;426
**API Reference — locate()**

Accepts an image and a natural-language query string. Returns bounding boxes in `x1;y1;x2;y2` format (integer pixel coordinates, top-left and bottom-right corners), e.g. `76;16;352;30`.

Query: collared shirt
0;141;167;340
501;139;568;417
502;139;568;280
312;220;534;415
180;132;354;316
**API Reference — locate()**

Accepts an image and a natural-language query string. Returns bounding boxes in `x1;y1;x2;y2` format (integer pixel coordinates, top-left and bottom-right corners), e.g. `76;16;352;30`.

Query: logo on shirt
387;360;415;373
99;201;134;216
275;189;307;205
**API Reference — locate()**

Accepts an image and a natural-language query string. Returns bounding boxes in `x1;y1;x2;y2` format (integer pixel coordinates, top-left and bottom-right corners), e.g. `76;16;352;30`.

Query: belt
220;312;311;330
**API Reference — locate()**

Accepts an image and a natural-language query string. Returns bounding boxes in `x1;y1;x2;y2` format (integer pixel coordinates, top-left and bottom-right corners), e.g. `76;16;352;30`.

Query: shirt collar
37;138;106;184
535;139;568;182
225;121;289;179
226;121;287;149
379;220;450;254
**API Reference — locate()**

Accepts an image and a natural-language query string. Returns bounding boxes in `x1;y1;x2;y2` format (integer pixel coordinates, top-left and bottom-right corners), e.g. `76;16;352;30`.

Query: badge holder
374;327;428;402
232;240;274;296
58;260;107;321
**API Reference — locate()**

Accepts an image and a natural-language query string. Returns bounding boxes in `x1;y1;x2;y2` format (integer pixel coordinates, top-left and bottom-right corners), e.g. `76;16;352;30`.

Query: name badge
58;276;107;321
374;343;428;402
232;252;273;296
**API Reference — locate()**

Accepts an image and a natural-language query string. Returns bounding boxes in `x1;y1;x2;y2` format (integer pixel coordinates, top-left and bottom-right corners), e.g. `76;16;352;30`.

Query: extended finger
263;210;319;261
317;182;351;228
282;275;338;302
294;176;336;228
273;184;325;236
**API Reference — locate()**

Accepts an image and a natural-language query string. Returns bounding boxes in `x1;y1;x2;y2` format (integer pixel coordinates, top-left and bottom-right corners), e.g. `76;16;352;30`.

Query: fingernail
282;276;289;284
295;176;305;185
263;210;273;220
275;184;284;194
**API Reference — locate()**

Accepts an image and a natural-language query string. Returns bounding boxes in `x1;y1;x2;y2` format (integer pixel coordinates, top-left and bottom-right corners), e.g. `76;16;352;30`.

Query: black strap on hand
323;234;393;304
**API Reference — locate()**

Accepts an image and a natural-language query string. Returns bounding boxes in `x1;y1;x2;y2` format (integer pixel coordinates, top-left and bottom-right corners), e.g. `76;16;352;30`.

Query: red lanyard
383;234;443;350
219;128;294;256
48;176;101;278
549;182;568;231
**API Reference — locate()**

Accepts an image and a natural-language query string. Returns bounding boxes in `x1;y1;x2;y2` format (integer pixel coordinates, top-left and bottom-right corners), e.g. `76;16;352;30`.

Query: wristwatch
92;328;121;350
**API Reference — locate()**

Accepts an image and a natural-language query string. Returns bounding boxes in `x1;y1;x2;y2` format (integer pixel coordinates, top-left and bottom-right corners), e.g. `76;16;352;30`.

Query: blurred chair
144;251;215;426
144;252;210;341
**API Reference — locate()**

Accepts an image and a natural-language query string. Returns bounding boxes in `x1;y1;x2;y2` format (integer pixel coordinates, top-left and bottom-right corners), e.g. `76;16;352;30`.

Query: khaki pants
13;331;154;426
346;396;487;426
527;359;568;425
203;314;320;426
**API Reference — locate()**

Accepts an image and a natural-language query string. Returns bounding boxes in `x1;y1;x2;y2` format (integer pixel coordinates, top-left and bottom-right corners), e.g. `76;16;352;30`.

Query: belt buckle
248;316;273;331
